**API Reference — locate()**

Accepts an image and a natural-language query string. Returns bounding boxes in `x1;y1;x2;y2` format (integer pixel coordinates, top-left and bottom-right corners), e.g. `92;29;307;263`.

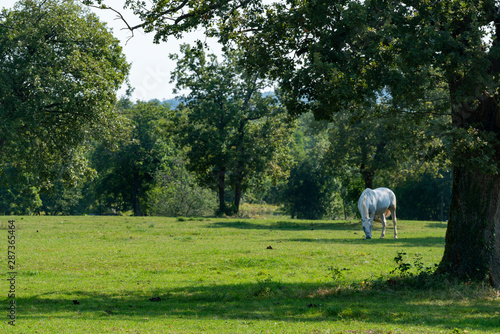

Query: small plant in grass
390;251;435;277
254;275;285;298
390;251;412;277
327;266;350;283
386;251;442;289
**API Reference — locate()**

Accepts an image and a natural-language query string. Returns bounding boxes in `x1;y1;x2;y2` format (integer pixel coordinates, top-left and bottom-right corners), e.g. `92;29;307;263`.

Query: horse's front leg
380;214;387;239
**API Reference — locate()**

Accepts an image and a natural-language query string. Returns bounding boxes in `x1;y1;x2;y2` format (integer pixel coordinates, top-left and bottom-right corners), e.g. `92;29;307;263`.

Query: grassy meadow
1;215;499;333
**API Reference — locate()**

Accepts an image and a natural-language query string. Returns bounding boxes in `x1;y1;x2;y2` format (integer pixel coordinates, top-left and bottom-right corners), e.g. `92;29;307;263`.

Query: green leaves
90;100;173;215
171;45;293;213
448;126;500;175
0;0;129;186
84;0;263;43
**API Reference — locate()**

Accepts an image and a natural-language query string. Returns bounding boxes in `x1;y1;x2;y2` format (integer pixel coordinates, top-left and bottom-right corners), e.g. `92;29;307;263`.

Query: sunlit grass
0;215;498;333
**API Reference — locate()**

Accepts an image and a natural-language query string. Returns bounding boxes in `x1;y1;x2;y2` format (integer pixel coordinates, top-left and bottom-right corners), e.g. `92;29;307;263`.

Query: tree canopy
82;0;262;43
171;44;293;214
249;0;500;287
0;0;129;186
90;100;172;216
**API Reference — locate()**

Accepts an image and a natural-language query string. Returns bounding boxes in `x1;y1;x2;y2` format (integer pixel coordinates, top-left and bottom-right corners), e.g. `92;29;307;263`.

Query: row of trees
0;0;452;221
0;0;451;220
0;93;452;221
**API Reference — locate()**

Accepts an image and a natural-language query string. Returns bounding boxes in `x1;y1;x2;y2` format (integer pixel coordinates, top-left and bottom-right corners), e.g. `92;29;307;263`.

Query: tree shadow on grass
426;222;448;229
279;236;445;248
20;281;499;332
209;220;445;248
208;220;359;231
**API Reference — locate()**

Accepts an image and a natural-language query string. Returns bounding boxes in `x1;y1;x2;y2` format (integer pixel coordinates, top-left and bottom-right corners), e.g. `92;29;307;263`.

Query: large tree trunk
233;158;245;214
360;162;375;189
234;185;242;214
438;84;500;287
233;171;244;214
439;168;500;286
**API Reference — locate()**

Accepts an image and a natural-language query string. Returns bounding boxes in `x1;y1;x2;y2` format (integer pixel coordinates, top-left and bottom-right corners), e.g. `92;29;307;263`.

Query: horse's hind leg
391;207;398;238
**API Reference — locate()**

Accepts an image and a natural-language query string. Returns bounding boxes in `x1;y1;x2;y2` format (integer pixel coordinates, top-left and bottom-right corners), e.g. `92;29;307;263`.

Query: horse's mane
361;193;369;218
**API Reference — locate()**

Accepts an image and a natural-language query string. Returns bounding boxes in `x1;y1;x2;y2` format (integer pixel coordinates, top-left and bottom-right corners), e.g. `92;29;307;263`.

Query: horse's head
361;218;373;239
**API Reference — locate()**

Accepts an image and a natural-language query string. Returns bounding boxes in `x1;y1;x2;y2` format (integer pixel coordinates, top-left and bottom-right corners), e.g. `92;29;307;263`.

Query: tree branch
0;23;15;30
86;0;255;42
87;4;139;43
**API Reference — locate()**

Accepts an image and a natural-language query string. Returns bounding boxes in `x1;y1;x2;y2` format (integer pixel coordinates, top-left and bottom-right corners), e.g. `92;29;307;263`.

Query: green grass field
1;216;499;333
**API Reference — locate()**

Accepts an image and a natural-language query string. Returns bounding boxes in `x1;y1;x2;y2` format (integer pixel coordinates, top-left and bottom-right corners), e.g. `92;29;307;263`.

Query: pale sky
2;0;222;101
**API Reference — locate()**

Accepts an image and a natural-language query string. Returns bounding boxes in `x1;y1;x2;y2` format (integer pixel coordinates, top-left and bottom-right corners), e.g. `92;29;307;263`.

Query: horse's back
373;187;396;210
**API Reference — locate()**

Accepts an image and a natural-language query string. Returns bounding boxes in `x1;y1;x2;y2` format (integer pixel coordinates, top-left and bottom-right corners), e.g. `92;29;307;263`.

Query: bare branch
86;0;255;42
87;4;138;42
0;23;15;30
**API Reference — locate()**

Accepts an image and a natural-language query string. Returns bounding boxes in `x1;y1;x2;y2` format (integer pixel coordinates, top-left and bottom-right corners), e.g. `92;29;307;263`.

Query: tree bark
436;6;500;287
343;198;348;220
360;162;375;189
234;168;244;214
440;191;445;222
438;83;500;287
439;168;500;286
234;184;242;214
233;151;245;215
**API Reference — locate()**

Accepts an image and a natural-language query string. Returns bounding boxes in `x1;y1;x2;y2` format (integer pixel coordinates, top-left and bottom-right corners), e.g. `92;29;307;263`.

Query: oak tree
0;0;129;186
171;44;292;215
91;100;172;216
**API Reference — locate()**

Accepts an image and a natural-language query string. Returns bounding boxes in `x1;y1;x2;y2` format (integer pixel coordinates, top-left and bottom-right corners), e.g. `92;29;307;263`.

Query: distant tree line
0;94;452;220
0;0;452;221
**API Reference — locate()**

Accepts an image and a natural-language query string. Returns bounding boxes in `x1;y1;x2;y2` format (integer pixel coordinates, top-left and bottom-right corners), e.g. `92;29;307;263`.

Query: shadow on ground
208;220;359;231
278;236;445;248
426;222;448;229
21;281;498;332
209;220;445;248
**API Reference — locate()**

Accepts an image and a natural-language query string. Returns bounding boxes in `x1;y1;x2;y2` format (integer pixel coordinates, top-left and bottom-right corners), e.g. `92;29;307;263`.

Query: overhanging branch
86;0;255;42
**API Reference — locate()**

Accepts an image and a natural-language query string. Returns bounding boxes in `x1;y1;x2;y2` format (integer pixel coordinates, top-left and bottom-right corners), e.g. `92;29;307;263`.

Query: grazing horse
358;187;398;239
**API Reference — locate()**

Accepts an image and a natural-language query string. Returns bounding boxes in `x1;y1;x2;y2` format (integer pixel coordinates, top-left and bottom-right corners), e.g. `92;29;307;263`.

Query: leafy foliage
82;0;262;43
0;167;42;215
393;171;452;221
39;181;87;215
0;0;129;186
277;113;339;219
146;157;217;217
171;44;293;214
90;100;173;215
280;159;335;220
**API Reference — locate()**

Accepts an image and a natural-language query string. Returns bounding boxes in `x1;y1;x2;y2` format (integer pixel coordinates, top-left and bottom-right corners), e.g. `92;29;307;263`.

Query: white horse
358;187;397;239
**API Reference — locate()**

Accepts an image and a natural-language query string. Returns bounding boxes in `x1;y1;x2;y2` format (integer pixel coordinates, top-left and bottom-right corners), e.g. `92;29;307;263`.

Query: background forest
0;95;452;221
0;0;452;221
